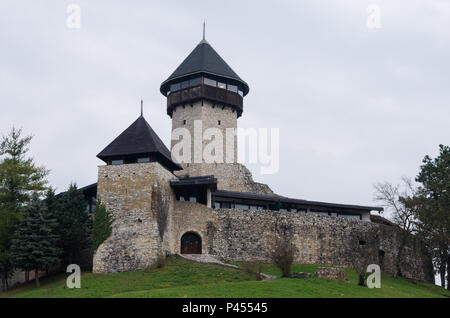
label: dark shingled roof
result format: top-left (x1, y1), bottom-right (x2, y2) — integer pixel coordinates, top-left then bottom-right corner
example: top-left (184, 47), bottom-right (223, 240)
top-left (170, 175), bottom-right (217, 191)
top-left (160, 40), bottom-right (249, 96)
top-left (213, 190), bottom-right (383, 212)
top-left (97, 115), bottom-right (182, 171)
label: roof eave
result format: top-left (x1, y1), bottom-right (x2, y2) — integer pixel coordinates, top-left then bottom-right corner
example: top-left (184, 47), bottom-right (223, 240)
top-left (160, 71), bottom-right (250, 97)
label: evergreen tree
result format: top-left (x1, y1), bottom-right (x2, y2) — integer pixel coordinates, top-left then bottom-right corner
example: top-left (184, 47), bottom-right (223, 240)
top-left (56, 183), bottom-right (91, 266)
top-left (11, 194), bottom-right (61, 288)
top-left (0, 127), bottom-right (48, 290)
top-left (43, 188), bottom-right (60, 275)
top-left (92, 198), bottom-right (113, 251)
top-left (415, 144), bottom-right (450, 289)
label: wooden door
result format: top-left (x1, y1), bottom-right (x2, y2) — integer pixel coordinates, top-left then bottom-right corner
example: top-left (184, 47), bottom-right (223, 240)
top-left (181, 233), bottom-right (202, 254)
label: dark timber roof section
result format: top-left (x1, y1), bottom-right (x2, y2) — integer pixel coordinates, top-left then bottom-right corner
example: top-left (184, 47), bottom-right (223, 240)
top-left (170, 175), bottom-right (217, 189)
top-left (97, 115), bottom-right (182, 171)
top-left (213, 190), bottom-right (383, 212)
top-left (160, 40), bottom-right (249, 96)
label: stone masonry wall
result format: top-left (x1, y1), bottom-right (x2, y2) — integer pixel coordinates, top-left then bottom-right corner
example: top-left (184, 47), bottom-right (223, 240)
top-left (93, 162), bottom-right (176, 273)
top-left (171, 101), bottom-right (274, 195)
top-left (169, 201), bottom-right (434, 282)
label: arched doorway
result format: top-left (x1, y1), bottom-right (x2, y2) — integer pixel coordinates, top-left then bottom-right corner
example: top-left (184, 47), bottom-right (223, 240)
top-left (181, 232), bottom-right (202, 254)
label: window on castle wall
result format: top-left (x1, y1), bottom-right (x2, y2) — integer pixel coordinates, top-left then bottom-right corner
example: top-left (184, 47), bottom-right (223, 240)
top-left (111, 160), bottom-right (124, 165)
top-left (179, 196), bottom-right (185, 201)
top-left (189, 196), bottom-right (197, 203)
top-left (183, 120), bottom-right (186, 125)
top-left (137, 157), bottom-right (150, 163)
top-left (216, 202), bottom-right (231, 209)
top-left (218, 120), bottom-right (221, 125)
top-left (339, 213), bottom-right (361, 220)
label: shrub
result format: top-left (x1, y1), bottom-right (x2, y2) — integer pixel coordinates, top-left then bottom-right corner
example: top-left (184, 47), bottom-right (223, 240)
top-left (271, 238), bottom-right (295, 277)
top-left (92, 198), bottom-right (113, 251)
top-left (270, 221), bottom-right (295, 277)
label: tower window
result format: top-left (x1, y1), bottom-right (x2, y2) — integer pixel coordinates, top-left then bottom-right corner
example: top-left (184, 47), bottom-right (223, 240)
top-left (183, 120), bottom-right (186, 125)
top-left (217, 82), bottom-right (226, 89)
top-left (228, 84), bottom-right (238, 93)
top-left (111, 160), bottom-right (124, 165)
top-left (204, 78), bottom-right (217, 87)
top-left (218, 120), bottom-right (221, 125)
top-left (190, 78), bottom-right (202, 86)
top-left (170, 83), bottom-right (181, 92)
top-left (181, 80), bottom-right (189, 89)
top-left (238, 90), bottom-right (244, 97)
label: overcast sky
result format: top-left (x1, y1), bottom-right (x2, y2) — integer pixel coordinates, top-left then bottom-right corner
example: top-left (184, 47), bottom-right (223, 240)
top-left (1, 1), bottom-right (449, 213)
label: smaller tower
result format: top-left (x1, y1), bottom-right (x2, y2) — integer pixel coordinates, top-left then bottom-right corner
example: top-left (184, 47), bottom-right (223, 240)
top-left (97, 113), bottom-right (181, 172)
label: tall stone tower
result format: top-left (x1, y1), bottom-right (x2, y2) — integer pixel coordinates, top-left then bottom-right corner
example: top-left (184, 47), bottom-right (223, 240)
top-left (160, 38), bottom-right (272, 194)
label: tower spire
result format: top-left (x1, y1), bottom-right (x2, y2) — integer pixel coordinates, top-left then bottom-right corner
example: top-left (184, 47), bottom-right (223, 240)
top-left (140, 99), bottom-right (143, 117)
top-left (203, 21), bottom-right (205, 41)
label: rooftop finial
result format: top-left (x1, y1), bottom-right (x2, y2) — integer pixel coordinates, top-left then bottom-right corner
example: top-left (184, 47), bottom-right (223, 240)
top-left (203, 21), bottom-right (206, 41)
top-left (140, 99), bottom-right (143, 117)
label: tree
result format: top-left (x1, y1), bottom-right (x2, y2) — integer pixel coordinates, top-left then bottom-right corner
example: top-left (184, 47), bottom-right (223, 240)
top-left (55, 183), bottom-right (91, 266)
top-left (415, 145), bottom-right (450, 290)
top-left (11, 194), bottom-right (61, 288)
top-left (92, 198), bottom-right (113, 251)
top-left (43, 188), bottom-right (60, 276)
top-left (374, 177), bottom-right (418, 277)
top-left (270, 219), bottom-right (295, 277)
top-left (0, 127), bottom-right (48, 290)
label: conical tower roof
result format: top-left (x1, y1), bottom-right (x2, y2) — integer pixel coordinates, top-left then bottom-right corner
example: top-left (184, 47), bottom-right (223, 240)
top-left (97, 115), bottom-right (181, 171)
top-left (160, 40), bottom-right (249, 96)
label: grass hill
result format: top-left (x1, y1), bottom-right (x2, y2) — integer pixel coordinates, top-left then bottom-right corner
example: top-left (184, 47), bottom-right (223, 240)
top-left (1, 257), bottom-right (449, 298)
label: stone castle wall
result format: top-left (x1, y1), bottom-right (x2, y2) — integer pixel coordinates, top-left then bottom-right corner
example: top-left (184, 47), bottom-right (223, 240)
top-left (92, 162), bottom-right (432, 283)
top-left (168, 201), bottom-right (434, 282)
top-left (171, 100), bottom-right (238, 165)
top-left (170, 101), bottom-right (273, 194)
top-left (93, 162), bottom-right (175, 273)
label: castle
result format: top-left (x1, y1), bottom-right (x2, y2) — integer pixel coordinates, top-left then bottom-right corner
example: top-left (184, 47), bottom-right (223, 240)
top-left (83, 36), bottom-right (433, 282)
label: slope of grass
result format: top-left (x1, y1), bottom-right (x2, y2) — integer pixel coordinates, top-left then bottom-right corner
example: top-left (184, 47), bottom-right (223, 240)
top-left (1, 257), bottom-right (254, 298)
top-left (1, 257), bottom-right (449, 298)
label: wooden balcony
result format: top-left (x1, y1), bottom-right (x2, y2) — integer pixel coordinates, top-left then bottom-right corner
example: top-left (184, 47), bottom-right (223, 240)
top-left (167, 84), bottom-right (243, 117)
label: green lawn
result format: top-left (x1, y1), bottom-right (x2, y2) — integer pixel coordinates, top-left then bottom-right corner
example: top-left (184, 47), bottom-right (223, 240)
top-left (1, 257), bottom-right (449, 298)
